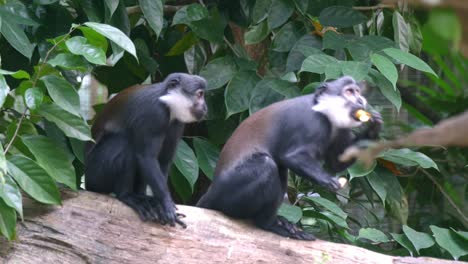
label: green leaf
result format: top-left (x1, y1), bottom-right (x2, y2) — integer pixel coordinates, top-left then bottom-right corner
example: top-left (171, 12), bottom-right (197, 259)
top-left (303, 209), bottom-right (348, 229)
top-left (392, 233), bottom-right (416, 256)
top-left (66, 36), bottom-right (106, 65)
top-left (348, 160), bottom-right (376, 180)
top-left (267, 0), bottom-right (294, 30)
top-left (249, 79), bottom-right (284, 114)
top-left (184, 43), bottom-right (207, 75)
top-left (7, 155), bottom-right (61, 205)
top-left (430, 225), bottom-right (468, 260)
top-left (358, 228), bottom-right (390, 243)
top-left (393, 11), bottom-right (410, 52)
top-left (34, 0), bottom-right (59, 5)
top-left (286, 35), bottom-right (322, 72)
top-left (0, 198), bottom-right (16, 240)
top-left (225, 71), bottom-right (260, 118)
top-left (0, 20), bottom-right (35, 59)
top-left (244, 20), bottom-right (270, 45)
top-left (0, 2), bottom-right (39, 26)
top-left (104, 0), bottom-right (119, 18)
top-left (0, 144), bottom-right (6, 182)
top-left (189, 8), bottom-right (226, 43)
top-left (174, 140), bottom-right (199, 192)
top-left (252, 0), bottom-right (271, 24)
top-left (305, 196), bottom-right (347, 219)
top-left (139, 0), bottom-right (164, 37)
top-left (0, 74), bottom-right (11, 108)
top-left (169, 168), bottom-right (192, 203)
top-left (41, 75), bottom-right (81, 116)
top-left (83, 22), bottom-right (138, 61)
top-left (323, 31), bottom-right (347, 51)
top-left (367, 69), bottom-right (401, 110)
top-left (193, 138), bottom-right (219, 180)
top-left (172, 3), bottom-right (209, 25)
top-left (24, 88), bottom-right (44, 110)
top-left (277, 203), bottom-right (302, 224)
top-left (166, 32), bottom-right (198, 56)
top-left (0, 69), bottom-right (30, 79)
top-left (79, 26), bottom-right (108, 53)
top-left (199, 56), bottom-right (237, 90)
top-left (70, 138), bottom-right (85, 164)
top-left (37, 103), bottom-right (92, 141)
top-left (272, 22), bottom-right (304, 52)
top-left (371, 53), bottom-right (398, 89)
top-left (379, 148), bottom-right (439, 170)
top-left (453, 229), bottom-right (468, 241)
top-left (48, 53), bottom-right (90, 72)
top-left (366, 172), bottom-right (387, 205)
top-left (22, 135), bottom-right (77, 190)
top-left (383, 48), bottom-right (436, 76)
top-left (0, 174), bottom-right (23, 219)
top-left (319, 6), bottom-right (366, 28)
top-left (300, 53), bottom-right (337, 74)
top-left (340, 61), bottom-right (370, 81)
top-left (402, 225), bottom-right (435, 254)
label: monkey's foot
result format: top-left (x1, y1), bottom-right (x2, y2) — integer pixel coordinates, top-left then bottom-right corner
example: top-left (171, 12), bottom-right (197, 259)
top-left (147, 198), bottom-right (187, 228)
top-left (267, 216), bottom-right (315, 241)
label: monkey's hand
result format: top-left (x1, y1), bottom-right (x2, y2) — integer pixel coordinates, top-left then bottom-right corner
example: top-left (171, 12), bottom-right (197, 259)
top-left (363, 111), bottom-right (383, 140)
top-left (151, 198), bottom-right (187, 228)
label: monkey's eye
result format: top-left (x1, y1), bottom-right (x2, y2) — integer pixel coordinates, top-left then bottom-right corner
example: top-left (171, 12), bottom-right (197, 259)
top-left (196, 90), bottom-right (204, 99)
top-left (345, 88), bottom-right (355, 96)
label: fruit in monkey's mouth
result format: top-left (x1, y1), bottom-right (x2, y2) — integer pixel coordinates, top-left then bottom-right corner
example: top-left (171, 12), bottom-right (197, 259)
top-left (355, 109), bottom-right (371, 122)
top-left (338, 177), bottom-right (348, 188)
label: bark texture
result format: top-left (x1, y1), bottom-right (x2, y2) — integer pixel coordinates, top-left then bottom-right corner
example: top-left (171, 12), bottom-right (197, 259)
top-left (0, 190), bottom-right (462, 264)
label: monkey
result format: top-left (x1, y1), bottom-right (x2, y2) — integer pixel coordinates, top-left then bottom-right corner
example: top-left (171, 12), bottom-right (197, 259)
top-left (85, 73), bottom-right (207, 227)
top-left (197, 76), bottom-right (382, 240)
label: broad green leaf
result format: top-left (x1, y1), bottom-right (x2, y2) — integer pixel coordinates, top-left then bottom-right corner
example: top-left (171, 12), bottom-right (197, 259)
top-left (0, 20), bottom-right (35, 59)
top-left (286, 35), bottom-right (322, 72)
top-left (303, 209), bottom-right (348, 229)
top-left (408, 17), bottom-right (423, 54)
top-left (37, 103), bottom-right (92, 141)
top-left (280, 72), bottom-right (297, 83)
top-left (193, 138), bottom-right (219, 180)
top-left (267, 0), bottom-right (294, 30)
top-left (184, 43), bottom-right (207, 75)
top-left (22, 135), bottom-right (77, 190)
top-left (431, 225), bottom-right (468, 260)
top-left (189, 8), bottom-right (226, 43)
top-left (277, 203), bottom-right (302, 224)
top-left (5, 120), bottom-right (37, 159)
top-left (403, 225), bottom-right (435, 254)
top-left (249, 79), bottom-right (284, 114)
top-left (383, 48), bottom-right (436, 76)
top-left (305, 196), bottom-right (347, 219)
top-left (0, 2), bottom-right (39, 26)
top-left (324, 64), bottom-right (342, 80)
top-left (0, 144), bottom-right (6, 182)
top-left (392, 233), bottom-right (416, 256)
top-left (139, 0), bottom-right (164, 37)
top-left (372, 167), bottom-right (407, 224)
top-left (166, 32), bottom-right (198, 56)
top-left (174, 140), bottom-right (199, 192)
top-left (379, 148), bottom-right (438, 170)
top-left (66, 36), bottom-right (106, 65)
top-left (422, 9), bottom-right (461, 55)
top-left (340, 61), bottom-right (370, 81)
top-left (366, 172), bottom-right (387, 205)
top-left (393, 11), bottom-right (410, 52)
top-left (33, 0), bottom-right (59, 5)
top-left (0, 174), bottom-right (23, 218)
top-left (0, 74), bottom-right (10, 108)
top-left (83, 22), bottom-right (138, 61)
top-left (79, 27), bottom-right (108, 53)
top-left (264, 79), bottom-right (300, 98)
top-left (271, 22), bottom-right (304, 52)
top-left (453, 229), bottom-right (468, 241)
top-left (348, 160), bottom-right (376, 180)
top-left (104, 0), bottom-right (119, 18)
top-left (323, 31), bottom-right (347, 50)
top-left (252, 0), bottom-right (271, 23)
top-left (358, 228), bottom-right (390, 243)
top-left (319, 6), bottom-right (366, 28)
top-left (371, 53), bottom-right (398, 89)
top-left (0, 69), bottom-right (30, 79)
top-left (24, 88), bottom-right (44, 110)
top-left (41, 75), bottom-right (81, 116)
top-left (7, 155), bottom-right (61, 205)
top-left (70, 138), bottom-right (85, 164)
top-left (367, 69), bottom-right (401, 110)
top-left (300, 53), bottom-right (337, 74)
top-left (199, 56), bottom-right (237, 90)
top-left (244, 20), bottom-right (270, 45)
top-left (0, 198), bottom-right (16, 240)
top-left (346, 35), bottom-right (396, 60)
top-left (169, 168), bottom-right (192, 203)
top-left (172, 3), bottom-right (209, 25)
top-left (48, 53), bottom-right (89, 72)
top-left (225, 71), bottom-right (260, 118)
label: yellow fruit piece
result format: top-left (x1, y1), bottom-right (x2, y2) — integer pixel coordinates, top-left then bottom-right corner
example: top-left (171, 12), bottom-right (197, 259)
top-left (338, 177), bottom-right (348, 188)
top-left (355, 109), bottom-right (371, 122)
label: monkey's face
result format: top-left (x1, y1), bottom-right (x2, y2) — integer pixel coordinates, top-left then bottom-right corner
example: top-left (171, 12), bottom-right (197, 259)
top-left (160, 73), bottom-right (208, 123)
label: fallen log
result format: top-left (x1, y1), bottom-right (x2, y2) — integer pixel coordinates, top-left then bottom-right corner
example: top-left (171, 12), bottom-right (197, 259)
top-left (0, 190), bottom-right (461, 264)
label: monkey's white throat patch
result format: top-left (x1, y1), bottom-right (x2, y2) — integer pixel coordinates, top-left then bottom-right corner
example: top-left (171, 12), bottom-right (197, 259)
top-left (312, 95), bottom-right (361, 128)
top-left (159, 91), bottom-right (197, 123)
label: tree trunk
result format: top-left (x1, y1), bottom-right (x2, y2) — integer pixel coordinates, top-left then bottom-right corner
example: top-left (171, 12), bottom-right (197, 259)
top-left (0, 190), bottom-right (462, 264)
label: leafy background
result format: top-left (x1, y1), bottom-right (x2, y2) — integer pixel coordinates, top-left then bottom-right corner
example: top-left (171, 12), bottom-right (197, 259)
top-left (0, 0), bottom-right (467, 260)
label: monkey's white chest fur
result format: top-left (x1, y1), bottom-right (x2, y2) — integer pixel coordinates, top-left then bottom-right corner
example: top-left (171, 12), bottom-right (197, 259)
top-left (159, 91), bottom-right (197, 123)
top-left (312, 94), bottom-right (362, 129)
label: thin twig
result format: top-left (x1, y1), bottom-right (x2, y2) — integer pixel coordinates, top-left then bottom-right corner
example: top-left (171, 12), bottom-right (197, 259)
top-left (3, 26), bottom-right (78, 155)
top-left (421, 169), bottom-right (468, 223)
top-left (353, 4), bottom-right (395, 11)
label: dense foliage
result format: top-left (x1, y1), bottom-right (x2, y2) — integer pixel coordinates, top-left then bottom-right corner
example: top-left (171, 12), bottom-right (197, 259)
top-left (0, 0), bottom-right (466, 260)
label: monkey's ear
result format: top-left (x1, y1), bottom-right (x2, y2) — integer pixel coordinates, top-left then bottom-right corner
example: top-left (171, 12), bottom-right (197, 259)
top-left (357, 80), bottom-right (368, 93)
top-left (167, 76), bottom-right (181, 89)
top-left (313, 83), bottom-right (328, 104)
